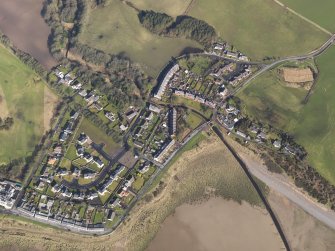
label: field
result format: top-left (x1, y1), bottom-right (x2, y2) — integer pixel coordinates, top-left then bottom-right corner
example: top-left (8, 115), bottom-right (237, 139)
top-left (79, 0), bottom-right (201, 77)
top-left (188, 0), bottom-right (329, 60)
top-left (238, 46), bottom-right (335, 185)
top-left (280, 0), bottom-right (335, 32)
top-left (238, 69), bottom-right (308, 131)
top-left (128, 0), bottom-right (191, 16)
top-left (0, 45), bottom-right (57, 165)
top-left (78, 118), bottom-right (121, 156)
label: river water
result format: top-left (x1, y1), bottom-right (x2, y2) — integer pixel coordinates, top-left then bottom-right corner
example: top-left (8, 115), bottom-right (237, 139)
top-left (0, 0), bottom-right (57, 69)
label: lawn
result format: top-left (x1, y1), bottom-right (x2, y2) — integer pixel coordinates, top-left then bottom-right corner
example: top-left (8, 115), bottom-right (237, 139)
top-left (78, 118), bottom-right (121, 156)
top-left (280, 0), bottom-right (335, 32)
top-left (0, 45), bottom-right (50, 165)
top-left (173, 95), bottom-right (213, 119)
top-left (78, 0), bottom-right (201, 77)
top-left (64, 144), bottom-right (78, 161)
top-left (188, 0), bottom-right (329, 60)
top-left (238, 46), bottom-right (335, 185)
top-left (186, 112), bottom-right (204, 130)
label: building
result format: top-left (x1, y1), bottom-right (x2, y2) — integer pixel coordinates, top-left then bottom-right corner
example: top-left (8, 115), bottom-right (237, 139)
top-left (149, 104), bottom-right (161, 114)
top-left (273, 140), bottom-right (282, 148)
top-left (120, 124), bottom-right (128, 131)
top-left (138, 162), bottom-right (150, 174)
top-left (126, 111), bottom-right (137, 122)
top-left (76, 145), bottom-right (84, 157)
top-left (59, 131), bottom-right (69, 142)
top-left (0, 180), bottom-right (21, 209)
top-left (154, 64), bottom-right (180, 100)
top-left (78, 133), bottom-right (88, 145)
top-left (79, 89), bottom-right (87, 97)
top-left (83, 153), bottom-right (93, 163)
top-left (236, 131), bottom-right (247, 138)
top-left (93, 157), bottom-right (104, 168)
top-left (154, 139), bottom-right (176, 163)
top-left (169, 108), bottom-right (177, 136)
top-left (105, 112), bottom-right (116, 122)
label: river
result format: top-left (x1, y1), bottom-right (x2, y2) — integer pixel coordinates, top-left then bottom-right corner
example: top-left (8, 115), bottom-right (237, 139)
top-left (0, 0), bottom-right (57, 69)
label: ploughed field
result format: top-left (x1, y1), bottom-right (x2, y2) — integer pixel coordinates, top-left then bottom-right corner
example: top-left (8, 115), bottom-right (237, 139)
top-left (238, 46), bottom-right (335, 185)
top-left (0, 45), bottom-right (57, 166)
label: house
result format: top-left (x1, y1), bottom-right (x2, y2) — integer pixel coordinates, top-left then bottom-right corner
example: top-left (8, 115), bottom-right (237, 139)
top-left (168, 108), bottom-right (177, 136)
top-left (174, 89), bottom-right (185, 96)
top-left (124, 175), bottom-right (135, 187)
top-left (53, 146), bottom-right (62, 155)
top-left (257, 132), bottom-right (267, 140)
top-left (78, 89), bottom-right (87, 97)
top-left (64, 73), bottom-right (74, 85)
top-left (273, 140), bottom-right (282, 148)
top-left (119, 124), bottom-right (128, 131)
top-left (105, 112), bottom-right (115, 122)
top-left (113, 165), bottom-right (125, 176)
top-left (154, 64), bottom-right (180, 99)
top-left (149, 104), bottom-right (161, 114)
top-left (76, 145), bottom-right (84, 157)
top-left (117, 188), bottom-right (129, 198)
top-left (93, 157), bottom-right (104, 168)
top-left (226, 51), bottom-right (239, 59)
top-left (73, 192), bottom-right (85, 201)
top-left (77, 133), bottom-right (88, 145)
top-left (145, 112), bottom-right (154, 121)
top-left (87, 192), bottom-right (98, 200)
top-left (56, 169), bottom-right (68, 176)
top-left (106, 210), bottom-right (116, 221)
top-left (83, 153), bottom-right (93, 162)
top-left (236, 131), bottom-right (247, 138)
top-left (154, 139), bottom-right (176, 163)
top-left (54, 69), bottom-right (64, 79)
top-left (47, 157), bottom-right (58, 166)
top-left (70, 111), bottom-right (79, 120)
top-left (83, 172), bottom-right (96, 179)
top-left (59, 131), bottom-right (69, 142)
top-left (138, 162), bottom-right (150, 174)
top-left (93, 102), bottom-right (103, 111)
top-left (64, 121), bottom-right (74, 134)
top-left (61, 188), bottom-right (72, 198)
top-left (126, 111), bottom-right (137, 121)
top-left (110, 197), bottom-right (120, 208)
top-left (71, 82), bottom-right (82, 90)
top-left (134, 141), bottom-right (144, 149)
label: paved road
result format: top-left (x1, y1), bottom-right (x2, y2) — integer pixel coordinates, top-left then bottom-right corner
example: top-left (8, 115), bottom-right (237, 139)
top-left (231, 34), bottom-right (335, 95)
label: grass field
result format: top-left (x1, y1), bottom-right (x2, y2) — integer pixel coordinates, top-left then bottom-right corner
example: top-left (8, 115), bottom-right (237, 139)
top-left (238, 69), bottom-right (308, 131)
top-left (280, 0), bottom-right (335, 32)
top-left (188, 0), bottom-right (329, 60)
top-left (78, 118), bottom-right (121, 155)
top-left (0, 45), bottom-right (55, 164)
top-left (79, 0), bottom-right (201, 77)
top-left (129, 0), bottom-right (191, 16)
top-left (239, 46), bottom-right (335, 185)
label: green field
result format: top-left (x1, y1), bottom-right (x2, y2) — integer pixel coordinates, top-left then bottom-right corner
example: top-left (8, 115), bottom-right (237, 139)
top-left (0, 45), bottom-right (45, 164)
top-left (78, 118), bottom-right (121, 155)
top-left (239, 46), bottom-right (335, 185)
top-left (129, 0), bottom-right (191, 16)
top-left (188, 0), bottom-right (329, 60)
top-left (79, 0), bottom-right (201, 77)
top-left (280, 0), bottom-right (335, 32)
top-left (238, 69), bottom-right (308, 131)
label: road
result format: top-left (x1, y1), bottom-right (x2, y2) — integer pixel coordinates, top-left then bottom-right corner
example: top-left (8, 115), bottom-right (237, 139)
top-left (231, 34), bottom-right (335, 95)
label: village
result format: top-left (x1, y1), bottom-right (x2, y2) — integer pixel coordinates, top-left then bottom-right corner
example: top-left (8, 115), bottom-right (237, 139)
top-left (0, 51), bottom-right (304, 233)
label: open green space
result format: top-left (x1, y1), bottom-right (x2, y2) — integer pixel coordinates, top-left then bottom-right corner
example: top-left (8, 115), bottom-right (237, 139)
top-left (188, 0), bottom-right (329, 60)
top-left (78, 118), bottom-right (121, 155)
top-left (238, 69), bottom-right (308, 131)
top-left (129, 0), bottom-right (191, 17)
top-left (0, 45), bottom-right (45, 164)
top-left (173, 95), bottom-right (212, 119)
top-left (238, 46), bottom-right (335, 185)
top-left (280, 0), bottom-right (335, 32)
top-left (79, 0), bottom-right (201, 77)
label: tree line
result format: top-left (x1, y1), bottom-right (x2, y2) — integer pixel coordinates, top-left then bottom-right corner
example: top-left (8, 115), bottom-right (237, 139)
top-left (138, 10), bottom-right (217, 47)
